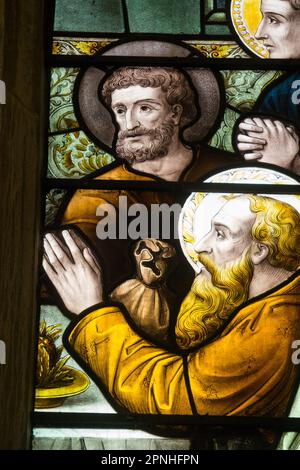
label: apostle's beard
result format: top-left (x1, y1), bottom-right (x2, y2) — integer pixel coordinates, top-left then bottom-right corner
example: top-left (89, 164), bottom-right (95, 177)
top-left (116, 121), bottom-right (175, 164)
top-left (175, 248), bottom-right (254, 350)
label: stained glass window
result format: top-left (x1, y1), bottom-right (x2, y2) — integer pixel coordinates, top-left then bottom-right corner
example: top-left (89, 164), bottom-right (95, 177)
top-left (54, 0), bottom-right (125, 33)
top-left (205, 0), bottom-right (229, 34)
top-left (33, 0), bottom-right (300, 452)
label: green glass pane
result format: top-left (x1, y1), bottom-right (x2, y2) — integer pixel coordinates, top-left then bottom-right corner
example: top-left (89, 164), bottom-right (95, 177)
top-left (205, 0), bottom-right (214, 14)
top-left (206, 24), bottom-right (230, 34)
top-left (205, 0), bottom-right (226, 14)
top-left (209, 107), bottom-right (240, 153)
top-left (221, 70), bottom-right (283, 113)
top-left (54, 0), bottom-right (125, 33)
top-left (126, 0), bottom-right (201, 34)
top-left (45, 189), bottom-right (67, 226)
top-left (217, 0), bottom-right (226, 8)
top-left (48, 131), bottom-right (114, 179)
top-left (50, 68), bottom-right (80, 133)
top-left (207, 12), bottom-right (227, 23)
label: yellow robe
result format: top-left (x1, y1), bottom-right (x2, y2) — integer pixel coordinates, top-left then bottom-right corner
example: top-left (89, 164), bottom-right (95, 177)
top-left (68, 274), bottom-right (300, 416)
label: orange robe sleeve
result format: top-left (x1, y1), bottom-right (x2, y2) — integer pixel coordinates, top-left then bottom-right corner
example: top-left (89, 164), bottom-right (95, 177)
top-left (61, 189), bottom-right (122, 246)
top-left (68, 306), bottom-right (193, 414)
top-left (60, 164), bottom-right (155, 245)
top-left (67, 279), bottom-right (300, 416)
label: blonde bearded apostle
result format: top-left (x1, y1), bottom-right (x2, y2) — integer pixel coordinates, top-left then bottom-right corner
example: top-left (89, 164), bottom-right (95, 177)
top-left (43, 195), bottom-right (300, 418)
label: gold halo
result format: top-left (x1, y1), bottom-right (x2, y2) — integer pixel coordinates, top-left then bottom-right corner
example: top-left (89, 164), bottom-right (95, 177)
top-left (231, 0), bottom-right (269, 58)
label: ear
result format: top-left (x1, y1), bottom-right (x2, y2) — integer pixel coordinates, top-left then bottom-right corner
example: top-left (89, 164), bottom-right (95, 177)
top-left (250, 242), bottom-right (269, 265)
top-left (170, 104), bottom-right (183, 126)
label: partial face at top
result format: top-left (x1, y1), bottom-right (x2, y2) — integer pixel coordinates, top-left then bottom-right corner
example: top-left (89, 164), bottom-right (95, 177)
top-left (255, 0), bottom-right (300, 58)
top-left (194, 198), bottom-right (256, 269)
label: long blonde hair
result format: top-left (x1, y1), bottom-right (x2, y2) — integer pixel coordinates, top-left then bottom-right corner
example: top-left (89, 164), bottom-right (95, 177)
top-left (248, 195), bottom-right (300, 271)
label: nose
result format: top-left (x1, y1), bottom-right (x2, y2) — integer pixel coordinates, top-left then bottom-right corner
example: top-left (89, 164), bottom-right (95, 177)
top-left (194, 231), bottom-right (212, 255)
top-left (125, 108), bottom-right (140, 131)
top-left (255, 19), bottom-right (268, 40)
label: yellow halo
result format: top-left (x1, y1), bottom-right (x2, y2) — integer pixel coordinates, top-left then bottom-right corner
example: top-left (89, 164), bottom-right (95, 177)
top-left (231, 0), bottom-right (269, 58)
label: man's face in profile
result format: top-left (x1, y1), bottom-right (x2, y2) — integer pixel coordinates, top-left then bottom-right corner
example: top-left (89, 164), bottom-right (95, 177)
top-left (255, 0), bottom-right (300, 58)
top-left (194, 197), bottom-right (255, 275)
top-left (176, 198), bottom-right (256, 349)
top-left (193, 198), bottom-right (257, 318)
top-left (111, 85), bottom-right (177, 163)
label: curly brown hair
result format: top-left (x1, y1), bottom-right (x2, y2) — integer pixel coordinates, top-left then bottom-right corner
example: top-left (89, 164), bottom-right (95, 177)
top-left (101, 67), bottom-right (198, 129)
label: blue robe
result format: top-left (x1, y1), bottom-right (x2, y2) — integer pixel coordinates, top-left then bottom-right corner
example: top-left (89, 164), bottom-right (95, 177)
top-left (258, 72), bottom-right (300, 129)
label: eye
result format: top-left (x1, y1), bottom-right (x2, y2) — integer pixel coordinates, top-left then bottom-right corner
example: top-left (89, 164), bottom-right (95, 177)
top-left (115, 107), bottom-right (126, 116)
top-left (267, 15), bottom-right (279, 25)
top-left (140, 105), bottom-right (152, 113)
top-left (215, 229), bottom-right (225, 240)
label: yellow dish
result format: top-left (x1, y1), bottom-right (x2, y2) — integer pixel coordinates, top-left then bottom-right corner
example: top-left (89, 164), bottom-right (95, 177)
top-left (35, 366), bottom-right (90, 409)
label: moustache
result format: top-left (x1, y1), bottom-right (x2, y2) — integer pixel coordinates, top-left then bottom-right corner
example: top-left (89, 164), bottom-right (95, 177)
top-left (197, 253), bottom-right (217, 275)
top-left (118, 127), bottom-right (156, 140)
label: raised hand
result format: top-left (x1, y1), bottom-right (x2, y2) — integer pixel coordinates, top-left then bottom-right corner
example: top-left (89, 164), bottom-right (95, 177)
top-left (43, 230), bottom-right (103, 315)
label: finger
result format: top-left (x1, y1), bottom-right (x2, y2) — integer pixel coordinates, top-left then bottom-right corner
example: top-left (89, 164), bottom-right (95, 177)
top-left (252, 117), bottom-right (266, 129)
top-left (287, 125), bottom-right (299, 137)
top-left (238, 143), bottom-right (264, 152)
top-left (274, 120), bottom-right (287, 133)
top-left (263, 119), bottom-right (276, 132)
top-left (243, 153), bottom-right (263, 161)
top-left (238, 122), bottom-right (264, 133)
top-left (237, 134), bottom-right (266, 145)
top-left (83, 247), bottom-right (101, 274)
top-left (62, 229), bottom-right (84, 262)
top-left (287, 126), bottom-right (300, 144)
top-left (45, 233), bottom-right (70, 267)
top-left (42, 254), bottom-right (58, 281)
top-left (68, 230), bottom-right (86, 250)
top-left (286, 126), bottom-right (296, 136)
top-left (51, 232), bottom-right (72, 258)
top-left (44, 237), bottom-right (64, 272)
top-left (243, 117), bottom-right (256, 125)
